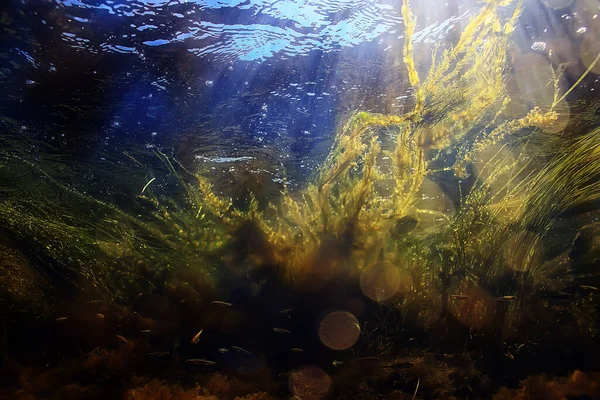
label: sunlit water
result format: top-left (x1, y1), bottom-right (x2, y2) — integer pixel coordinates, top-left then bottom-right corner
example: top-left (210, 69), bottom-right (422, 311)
top-left (6, 0), bottom-right (596, 187)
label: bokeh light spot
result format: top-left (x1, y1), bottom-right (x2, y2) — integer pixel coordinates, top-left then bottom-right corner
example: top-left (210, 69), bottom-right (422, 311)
top-left (542, 0), bottom-right (575, 9)
top-left (318, 311), bottom-right (360, 351)
top-left (288, 366), bottom-right (331, 400)
top-left (512, 53), bottom-right (556, 108)
top-left (580, 34), bottom-right (600, 75)
top-left (360, 262), bottom-right (401, 302)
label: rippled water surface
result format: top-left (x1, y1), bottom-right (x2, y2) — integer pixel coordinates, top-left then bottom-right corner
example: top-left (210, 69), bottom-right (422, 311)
top-left (3, 0), bottom-right (491, 192)
top-left (1, 0), bottom-right (523, 186)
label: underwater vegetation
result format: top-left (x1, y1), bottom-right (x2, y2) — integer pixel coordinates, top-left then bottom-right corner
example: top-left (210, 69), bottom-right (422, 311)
top-left (493, 370), bottom-right (600, 400)
top-left (1, 0), bottom-right (600, 398)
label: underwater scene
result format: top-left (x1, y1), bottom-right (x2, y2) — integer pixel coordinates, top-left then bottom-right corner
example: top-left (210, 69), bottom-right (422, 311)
top-left (2, 0), bottom-right (600, 398)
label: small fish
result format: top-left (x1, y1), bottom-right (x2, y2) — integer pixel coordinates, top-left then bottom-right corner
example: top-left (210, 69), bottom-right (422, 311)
top-left (451, 294), bottom-right (470, 300)
top-left (190, 329), bottom-right (203, 344)
top-left (231, 346), bottom-right (251, 355)
top-left (56, 317), bottom-right (67, 322)
top-left (212, 301), bottom-right (233, 307)
top-left (185, 358), bottom-right (216, 366)
top-left (140, 329), bottom-right (152, 334)
top-left (116, 335), bottom-right (128, 344)
top-left (278, 308), bottom-right (294, 314)
top-left (218, 348), bottom-right (229, 354)
top-left (332, 360), bottom-right (343, 367)
top-left (291, 348), bottom-right (304, 353)
top-left (96, 313), bottom-right (105, 319)
top-left (273, 328), bottom-right (291, 334)
top-left (147, 351), bottom-right (170, 357)
top-left (496, 295), bottom-right (517, 301)
top-left (580, 285), bottom-right (599, 291)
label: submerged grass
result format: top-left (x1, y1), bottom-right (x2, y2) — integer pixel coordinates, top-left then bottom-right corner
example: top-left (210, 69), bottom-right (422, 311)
top-left (1, 0), bottom-right (600, 396)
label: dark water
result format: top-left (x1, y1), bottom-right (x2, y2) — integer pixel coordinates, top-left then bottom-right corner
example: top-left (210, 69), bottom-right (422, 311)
top-left (2, 0), bottom-right (600, 399)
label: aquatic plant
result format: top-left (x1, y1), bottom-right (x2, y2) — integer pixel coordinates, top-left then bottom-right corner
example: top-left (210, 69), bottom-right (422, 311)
top-left (156, 0), bottom-right (600, 362)
top-left (0, 132), bottom-right (223, 305)
top-left (493, 370), bottom-right (600, 400)
top-left (1, 0), bottom-right (599, 380)
top-left (186, 0), bottom-right (599, 306)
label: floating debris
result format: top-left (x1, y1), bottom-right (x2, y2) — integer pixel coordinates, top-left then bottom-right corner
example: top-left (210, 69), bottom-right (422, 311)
top-left (185, 358), bottom-right (216, 366)
top-left (273, 328), bottom-right (291, 334)
top-left (231, 345), bottom-right (251, 355)
top-left (116, 335), bottom-right (128, 344)
top-left (332, 360), bottom-right (343, 367)
top-left (190, 329), bottom-right (203, 344)
top-left (140, 177), bottom-right (156, 194)
top-left (212, 301), bottom-right (233, 307)
top-left (412, 377), bottom-right (420, 400)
